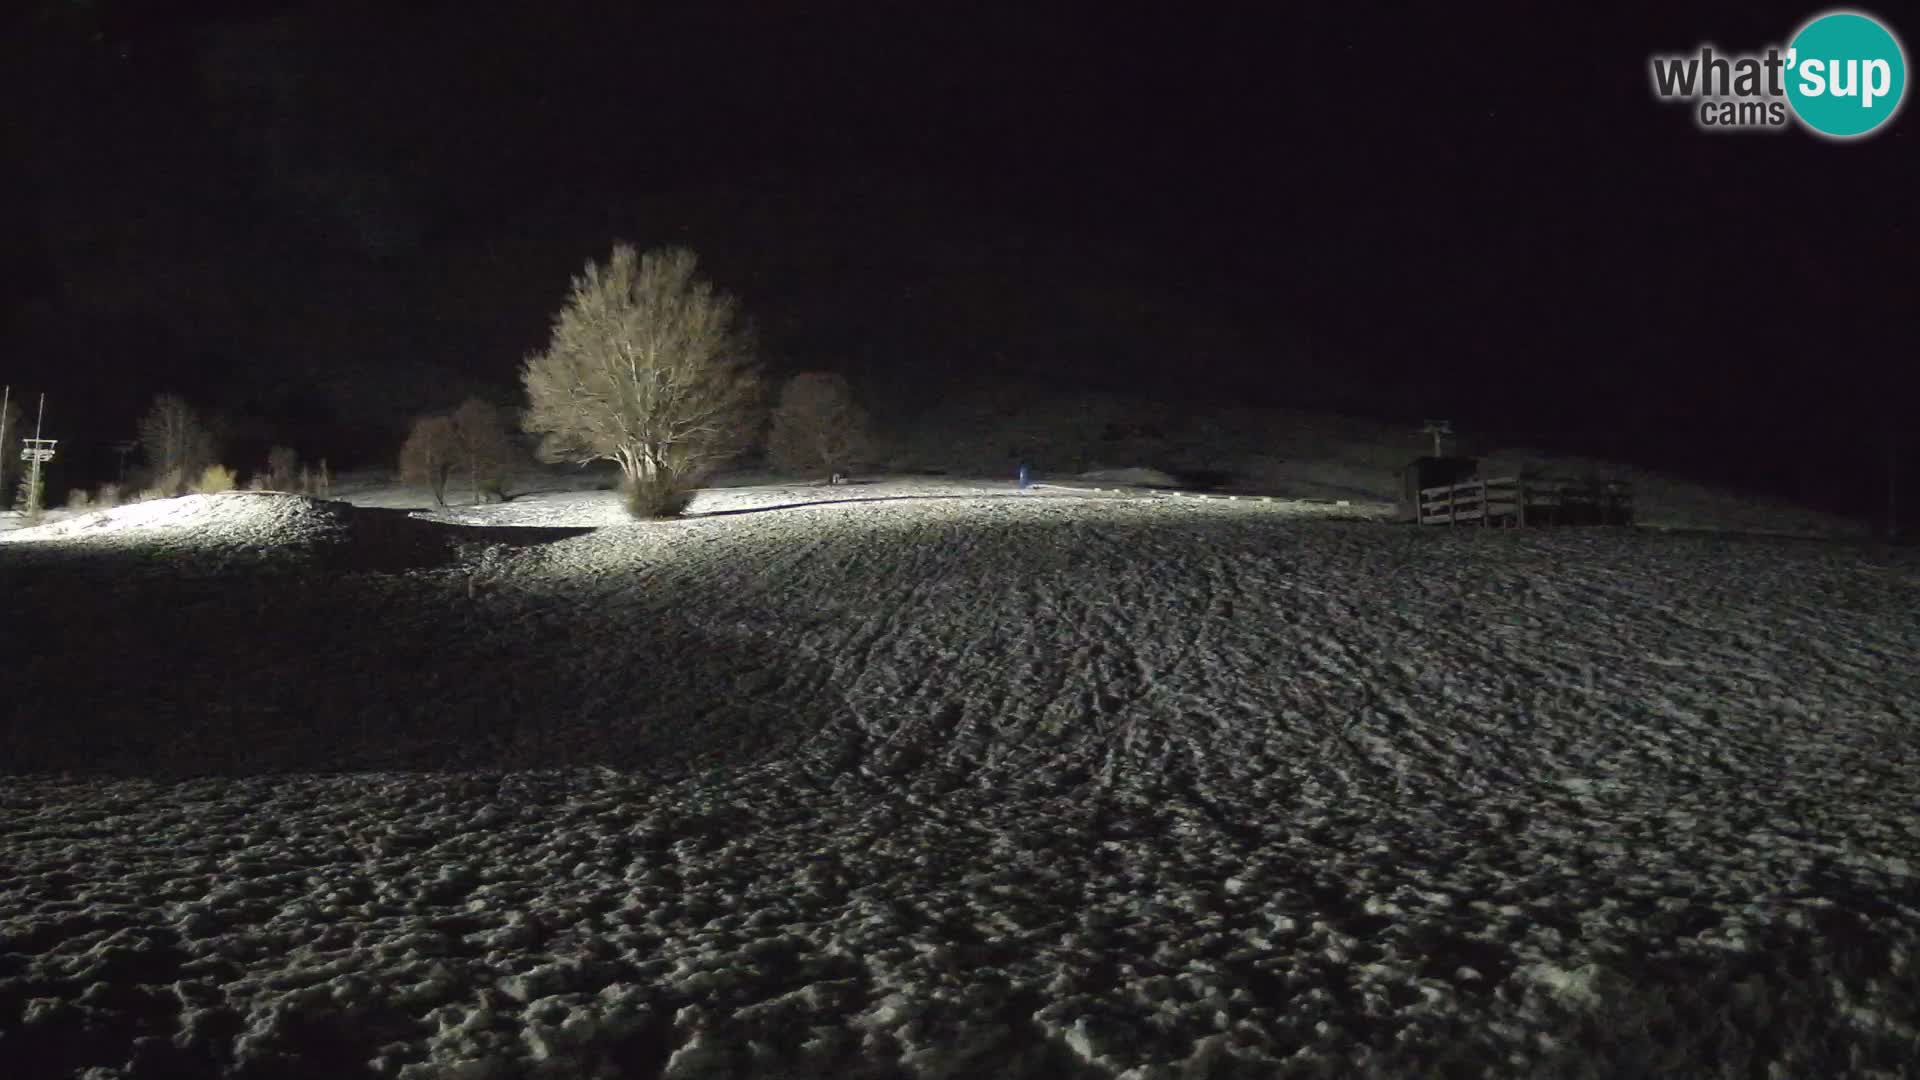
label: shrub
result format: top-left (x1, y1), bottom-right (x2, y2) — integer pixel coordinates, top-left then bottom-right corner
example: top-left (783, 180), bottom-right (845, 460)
top-left (66, 489), bottom-right (93, 511)
top-left (520, 244), bottom-right (760, 517)
top-left (191, 464), bottom-right (237, 494)
top-left (622, 471), bottom-right (693, 518)
top-left (132, 470), bottom-right (180, 502)
top-left (94, 482), bottom-right (121, 508)
top-left (136, 466), bottom-right (186, 500)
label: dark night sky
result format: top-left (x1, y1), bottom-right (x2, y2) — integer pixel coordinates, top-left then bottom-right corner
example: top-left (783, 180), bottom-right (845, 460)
top-left (2, 0), bottom-right (1912, 512)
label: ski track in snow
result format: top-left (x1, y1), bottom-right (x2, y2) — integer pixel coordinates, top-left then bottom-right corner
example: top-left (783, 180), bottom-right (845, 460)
top-left (2, 485), bottom-right (1918, 1078)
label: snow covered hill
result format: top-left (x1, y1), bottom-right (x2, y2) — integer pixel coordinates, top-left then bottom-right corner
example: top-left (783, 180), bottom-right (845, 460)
top-left (2, 486), bottom-right (1916, 1078)
top-left (873, 381), bottom-right (1877, 541)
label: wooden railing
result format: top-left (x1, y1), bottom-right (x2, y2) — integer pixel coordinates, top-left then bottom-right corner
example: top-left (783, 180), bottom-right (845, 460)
top-left (1418, 474), bottom-right (1633, 527)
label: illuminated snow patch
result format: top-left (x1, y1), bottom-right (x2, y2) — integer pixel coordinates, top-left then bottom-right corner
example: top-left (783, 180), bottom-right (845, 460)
top-left (2, 473), bottom-right (1915, 1078)
top-left (0, 492), bottom-right (353, 547)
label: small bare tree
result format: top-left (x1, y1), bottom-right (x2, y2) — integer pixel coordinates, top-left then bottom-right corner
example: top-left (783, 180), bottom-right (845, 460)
top-left (449, 398), bottom-right (518, 504)
top-left (0, 397), bottom-right (19, 509)
top-left (768, 372), bottom-right (872, 482)
top-left (399, 414), bottom-right (457, 507)
top-left (265, 445), bottom-right (299, 490)
top-left (137, 394), bottom-right (215, 495)
top-left (521, 244), bottom-right (761, 516)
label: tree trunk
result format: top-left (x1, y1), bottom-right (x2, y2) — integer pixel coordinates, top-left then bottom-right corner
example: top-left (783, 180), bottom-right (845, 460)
top-left (615, 447), bottom-right (643, 490)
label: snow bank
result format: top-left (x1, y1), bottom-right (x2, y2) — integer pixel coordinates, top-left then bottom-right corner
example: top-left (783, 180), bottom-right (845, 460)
top-left (0, 492), bottom-right (478, 577)
top-left (3, 492), bottom-right (353, 546)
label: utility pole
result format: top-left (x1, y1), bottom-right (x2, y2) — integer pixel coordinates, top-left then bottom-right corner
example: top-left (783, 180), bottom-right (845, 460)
top-left (1421, 419), bottom-right (1453, 458)
top-left (21, 394), bottom-right (56, 516)
top-left (29, 393), bottom-right (44, 513)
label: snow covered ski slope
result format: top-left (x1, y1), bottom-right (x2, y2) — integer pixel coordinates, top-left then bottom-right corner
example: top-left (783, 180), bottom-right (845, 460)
top-left (3, 487), bottom-right (1917, 1077)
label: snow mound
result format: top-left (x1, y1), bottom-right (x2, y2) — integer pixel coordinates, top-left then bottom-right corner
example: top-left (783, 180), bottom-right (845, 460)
top-left (4, 492), bottom-right (352, 545)
top-left (0, 492), bottom-right (464, 574)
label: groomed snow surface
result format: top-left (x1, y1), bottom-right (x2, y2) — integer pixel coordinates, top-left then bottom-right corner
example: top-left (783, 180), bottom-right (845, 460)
top-left (3, 479), bottom-right (1918, 1078)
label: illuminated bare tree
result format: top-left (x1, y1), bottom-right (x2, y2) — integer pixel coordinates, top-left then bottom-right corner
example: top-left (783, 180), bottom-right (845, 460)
top-left (520, 244), bottom-right (760, 516)
top-left (768, 372), bottom-right (872, 482)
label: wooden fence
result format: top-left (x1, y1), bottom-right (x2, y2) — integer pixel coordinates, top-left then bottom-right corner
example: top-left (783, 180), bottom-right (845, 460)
top-left (1418, 474), bottom-right (1634, 527)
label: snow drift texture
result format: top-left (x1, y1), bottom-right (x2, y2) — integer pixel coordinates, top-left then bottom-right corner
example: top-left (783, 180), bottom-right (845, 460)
top-left (2, 486), bottom-right (1917, 1078)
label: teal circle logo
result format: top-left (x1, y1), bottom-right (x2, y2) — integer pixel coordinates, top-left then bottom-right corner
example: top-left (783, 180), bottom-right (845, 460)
top-left (1786, 11), bottom-right (1907, 138)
